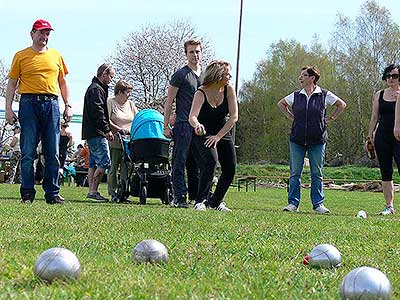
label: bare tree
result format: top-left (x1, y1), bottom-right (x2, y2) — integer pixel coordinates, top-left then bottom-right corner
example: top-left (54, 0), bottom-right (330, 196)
top-left (108, 20), bottom-right (215, 111)
top-left (0, 58), bottom-right (8, 98)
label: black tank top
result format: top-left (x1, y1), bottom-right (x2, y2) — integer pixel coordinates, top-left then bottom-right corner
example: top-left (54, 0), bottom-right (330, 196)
top-left (197, 86), bottom-right (231, 139)
top-left (377, 90), bottom-right (396, 132)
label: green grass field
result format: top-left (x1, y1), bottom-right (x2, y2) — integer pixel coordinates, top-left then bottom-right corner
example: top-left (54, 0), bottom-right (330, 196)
top-left (1, 183), bottom-right (399, 299)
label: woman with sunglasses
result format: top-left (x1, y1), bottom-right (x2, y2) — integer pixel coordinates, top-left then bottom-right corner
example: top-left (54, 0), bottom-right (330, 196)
top-left (369, 64), bottom-right (400, 215)
top-left (278, 66), bottom-right (346, 214)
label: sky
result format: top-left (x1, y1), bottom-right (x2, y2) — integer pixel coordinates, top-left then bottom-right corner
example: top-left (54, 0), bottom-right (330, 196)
top-left (1, 0), bottom-right (399, 144)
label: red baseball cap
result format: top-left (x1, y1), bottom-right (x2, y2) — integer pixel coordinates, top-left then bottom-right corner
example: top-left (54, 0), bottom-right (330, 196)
top-left (32, 19), bottom-right (53, 31)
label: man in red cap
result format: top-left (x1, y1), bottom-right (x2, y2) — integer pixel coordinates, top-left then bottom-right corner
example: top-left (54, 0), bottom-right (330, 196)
top-left (5, 19), bottom-right (72, 205)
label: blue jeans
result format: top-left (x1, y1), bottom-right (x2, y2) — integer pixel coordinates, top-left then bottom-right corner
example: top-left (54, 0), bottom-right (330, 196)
top-left (288, 142), bottom-right (325, 209)
top-left (172, 122), bottom-right (199, 199)
top-left (19, 94), bottom-right (60, 201)
top-left (87, 136), bottom-right (110, 169)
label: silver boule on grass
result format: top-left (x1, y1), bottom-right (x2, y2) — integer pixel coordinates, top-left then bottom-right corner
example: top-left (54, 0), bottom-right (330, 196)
top-left (340, 266), bottom-right (391, 300)
top-left (34, 247), bottom-right (81, 282)
top-left (356, 210), bottom-right (367, 219)
top-left (132, 239), bottom-right (168, 264)
top-left (308, 244), bottom-right (342, 269)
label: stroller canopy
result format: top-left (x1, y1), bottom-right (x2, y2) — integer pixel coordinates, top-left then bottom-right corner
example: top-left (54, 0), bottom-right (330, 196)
top-left (130, 109), bottom-right (169, 141)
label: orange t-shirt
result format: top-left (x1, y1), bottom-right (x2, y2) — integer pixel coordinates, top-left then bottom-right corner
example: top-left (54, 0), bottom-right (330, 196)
top-left (8, 47), bottom-right (68, 96)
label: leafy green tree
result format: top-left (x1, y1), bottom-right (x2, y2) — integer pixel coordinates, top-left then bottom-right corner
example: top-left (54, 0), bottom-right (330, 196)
top-left (329, 0), bottom-right (400, 161)
top-left (238, 39), bottom-right (338, 163)
top-left (237, 0), bottom-right (400, 164)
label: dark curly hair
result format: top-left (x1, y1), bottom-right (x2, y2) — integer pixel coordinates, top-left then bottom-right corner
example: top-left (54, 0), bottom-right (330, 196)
top-left (382, 64), bottom-right (400, 81)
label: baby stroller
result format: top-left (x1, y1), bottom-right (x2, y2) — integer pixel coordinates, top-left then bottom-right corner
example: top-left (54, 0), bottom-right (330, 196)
top-left (117, 109), bottom-right (173, 205)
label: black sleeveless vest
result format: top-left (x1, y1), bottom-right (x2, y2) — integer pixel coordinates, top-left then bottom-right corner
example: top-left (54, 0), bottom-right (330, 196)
top-left (290, 89), bottom-right (328, 145)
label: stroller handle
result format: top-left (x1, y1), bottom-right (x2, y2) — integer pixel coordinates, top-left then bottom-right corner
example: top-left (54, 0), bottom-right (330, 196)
top-left (117, 132), bottom-right (132, 163)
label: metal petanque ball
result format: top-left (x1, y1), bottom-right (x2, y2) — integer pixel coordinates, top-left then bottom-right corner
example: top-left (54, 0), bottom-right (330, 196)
top-left (34, 247), bottom-right (81, 282)
top-left (132, 239), bottom-right (168, 264)
top-left (308, 244), bottom-right (342, 269)
top-left (340, 266), bottom-right (391, 300)
top-left (356, 210), bottom-right (367, 219)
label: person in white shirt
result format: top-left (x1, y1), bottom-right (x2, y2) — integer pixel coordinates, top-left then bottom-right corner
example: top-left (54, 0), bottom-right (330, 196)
top-left (278, 65), bottom-right (346, 214)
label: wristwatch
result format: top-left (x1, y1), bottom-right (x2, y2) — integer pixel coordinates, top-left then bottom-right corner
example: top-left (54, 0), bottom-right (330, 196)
top-left (65, 103), bottom-right (72, 108)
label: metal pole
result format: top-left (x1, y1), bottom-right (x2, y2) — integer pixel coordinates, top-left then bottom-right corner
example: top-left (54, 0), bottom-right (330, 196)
top-left (232, 0), bottom-right (243, 144)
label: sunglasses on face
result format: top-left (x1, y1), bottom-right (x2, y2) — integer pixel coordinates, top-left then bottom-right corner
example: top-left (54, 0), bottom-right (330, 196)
top-left (386, 74), bottom-right (399, 80)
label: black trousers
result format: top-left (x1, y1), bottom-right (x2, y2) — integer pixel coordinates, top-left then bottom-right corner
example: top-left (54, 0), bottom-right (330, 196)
top-left (192, 136), bottom-right (236, 207)
top-left (374, 129), bottom-right (400, 181)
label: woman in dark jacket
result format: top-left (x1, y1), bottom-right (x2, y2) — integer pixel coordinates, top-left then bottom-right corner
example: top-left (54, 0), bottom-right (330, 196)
top-left (278, 66), bottom-right (346, 214)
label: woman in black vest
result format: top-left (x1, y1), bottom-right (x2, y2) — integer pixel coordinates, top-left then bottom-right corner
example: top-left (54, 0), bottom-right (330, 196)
top-left (189, 60), bottom-right (238, 212)
top-left (278, 66), bottom-right (346, 214)
top-left (369, 64), bottom-right (400, 215)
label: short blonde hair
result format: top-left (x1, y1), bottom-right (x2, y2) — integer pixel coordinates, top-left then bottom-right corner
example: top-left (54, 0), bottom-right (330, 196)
top-left (202, 60), bottom-right (231, 86)
top-left (114, 80), bottom-right (133, 96)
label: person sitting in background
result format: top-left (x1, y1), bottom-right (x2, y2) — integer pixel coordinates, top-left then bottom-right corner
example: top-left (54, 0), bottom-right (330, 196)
top-left (6, 125), bottom-right (21, 184)
top-left (189, 60), bottom-right (238, 212)
top-left (370, 64), bottom-right (400, 215)
top-left (59, 121), bottom-right (73, 170)
top-left (75, 141), bottom-right (89, 187)
top-left (107, 79), bottom-right (138, 202)
top-left (72, 144), bottom-right (84, 165)
top-left (278, 65), bottom-right (346, 214)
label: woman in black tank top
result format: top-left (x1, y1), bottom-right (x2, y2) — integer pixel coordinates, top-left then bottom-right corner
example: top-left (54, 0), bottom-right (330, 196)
top-left (188, 60), bottom-right (239, 211)
top-left (367, 63), bottom-right (400, 216)
top-left (59, 122), bottom-right (73, 169)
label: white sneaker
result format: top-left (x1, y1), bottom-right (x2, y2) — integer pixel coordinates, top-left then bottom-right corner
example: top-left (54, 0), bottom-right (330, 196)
top-left (214, 202), bottom-right (232, 212)
top-left (283, 204), bottom-right (299, 212)
top-left (379, 206), bottom-right (395, 216)
top-left (194, 202), bottom-right (207, 211)
top-left (313, 204), bottom-right (330, 214)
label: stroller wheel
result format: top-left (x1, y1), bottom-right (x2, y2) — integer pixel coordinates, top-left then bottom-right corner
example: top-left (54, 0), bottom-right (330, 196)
top-left (139, 185), bottom-right (147, 205)
top-left (161, 187), bottom-right (171, 205)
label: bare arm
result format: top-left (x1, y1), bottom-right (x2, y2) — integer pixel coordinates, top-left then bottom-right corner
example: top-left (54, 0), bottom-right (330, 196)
top-left (394, 93), bottom-right (400, 141)
top-left (367, 92), bottom-right (380, 140)
top-left (5, 78), bottom-right (18, 124)
top-left (277, 98), bottom-right (294, 120)
top-left (326, 98), bottom-right (347, 124)
top-left (189, 90), bottom-right (206, 131)
top-left (59, 75), bottom-right (72, 122)
top-left (163, 85), bottom-right (178, 138)
top-left (215, 85), bottom-right (238, 137)
top-left (109, 119), bottom-right (122, 132)
top-left (67, 133), bottom-right (73, 147)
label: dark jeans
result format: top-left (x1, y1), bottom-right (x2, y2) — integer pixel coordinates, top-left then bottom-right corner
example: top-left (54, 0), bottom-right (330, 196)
top-left (192, 136), bottom-right (236, 207)
top-left (172, 122), bottom-right (199, 200)
top-left (19, 94), bottom-right (60, 201)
